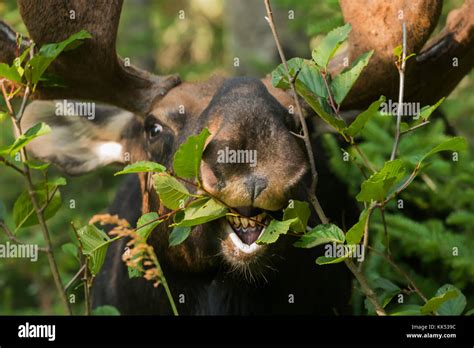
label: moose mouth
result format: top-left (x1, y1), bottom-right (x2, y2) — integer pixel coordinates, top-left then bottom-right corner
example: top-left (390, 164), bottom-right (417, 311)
top-left (225, 212), bottom-right (267, 254)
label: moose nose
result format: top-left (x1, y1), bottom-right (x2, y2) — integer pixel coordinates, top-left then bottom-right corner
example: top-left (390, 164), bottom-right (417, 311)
top-left (244, 176), bottom-right (268, 201)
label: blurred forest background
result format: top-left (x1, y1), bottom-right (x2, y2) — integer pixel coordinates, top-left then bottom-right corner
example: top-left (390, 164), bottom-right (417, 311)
top-left (0, 0), bottom-right (473, 315)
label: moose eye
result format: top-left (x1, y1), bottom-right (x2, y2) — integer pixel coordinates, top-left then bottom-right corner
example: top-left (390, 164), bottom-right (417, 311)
top-left (147, 122), bottom-right (163, 140)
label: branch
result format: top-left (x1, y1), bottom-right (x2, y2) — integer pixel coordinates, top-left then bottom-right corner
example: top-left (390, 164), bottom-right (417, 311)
top-left (0, 221), bottom-right (49, 252)
top-left (390, 22), bottom-right (407, 161)
top-left (263, 0), bottom-right (328, 224)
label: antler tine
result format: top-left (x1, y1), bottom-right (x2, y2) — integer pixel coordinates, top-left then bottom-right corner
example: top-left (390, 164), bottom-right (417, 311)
top-left (331, 0), bottom-right (446, 109)
top-left (15, 0), bottom-right (180, 115)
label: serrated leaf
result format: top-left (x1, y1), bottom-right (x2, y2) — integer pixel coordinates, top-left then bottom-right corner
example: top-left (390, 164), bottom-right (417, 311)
top-left (25, 30), bottom-right (92, 85)
top-left (5, 122), bottom-right (51, 156)
top-left (345, 95), bottom-right (385, 137)
top-left (77, 224), bottom-right (111, 276)
top-left (173, 128), bottom-right (211, 179)
top-left (316, 255), bottom-right (347, 265)
top-left (297, 64), bottom-right (327, 98)
top-left (420, 137), bottom-right (467, 163)
top-left (312, 23), bottom-right (352, 68)
top-left (331, 50), bottom-right (373, 105)
top-left (419, 97), bottom-right (445, 121)
top-left (114, 161), bottom-right (165, 176)
top-left (345, 209), bottom-right (369, 245)
top-left (435, 284), bottom-right (466, 316)
top-left (294, 223), bottom-right (345, 248)
top-left (256, 218), bottom-right (297, 245)
top-left (420, 289), bottom-right (459, 315)
top-left (13, 186), bottom-right (62, 231)
top-left (174, 198), bottom-right (227, 227)
top-left (282, 200), bottom-right (311, 233)
top-left (356, 159), bottom-right (406, 202)
top-left (295, 80), bottom-right (347, 132)
top-left (153, 173), bottom-right (190, 210)
top-left (136, 212), bottom-right (162, 241)
top-left (92, 305), bottom-right (120, 316)
top-left (169, 226), bottom-right (192, 247)
top-left (271, 57), bottom-right (306, 89)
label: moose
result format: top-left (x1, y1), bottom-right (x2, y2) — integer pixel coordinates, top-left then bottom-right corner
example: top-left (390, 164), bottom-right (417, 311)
top-left (1, 0), bottom-right (473, 315)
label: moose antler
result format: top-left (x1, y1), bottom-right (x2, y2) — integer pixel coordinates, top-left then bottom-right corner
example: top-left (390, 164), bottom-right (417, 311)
top-left (1, 0), bottom-right (180, 115)
top-left (331, 0), bottom-right (474, 109)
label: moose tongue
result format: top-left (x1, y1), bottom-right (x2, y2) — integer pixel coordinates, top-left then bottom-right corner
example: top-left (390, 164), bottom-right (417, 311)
top-left (235, 227), bottom-right (261, 245)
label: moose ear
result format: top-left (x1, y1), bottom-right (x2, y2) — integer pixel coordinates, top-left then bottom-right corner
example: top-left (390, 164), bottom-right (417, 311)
top-left (21, 100), bottom-right (139, 175)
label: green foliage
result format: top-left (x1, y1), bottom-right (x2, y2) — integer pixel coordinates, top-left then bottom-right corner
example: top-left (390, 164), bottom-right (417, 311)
top-left (256, 218), bottom-right (297, 244)
top-left (294, 224), bottom-right (345, 248)
top-left (345, 209), bottom-right (369, 245)
top-left (345, 96), bottom-right (385, 138)
top-left (77, 224), bottom-right (112, 276)
top-left (92, 305), bottom-right (120, 316)
top-left (169, 226), bottom-right (192, 247)
top-left (114, 161), bottom-right (166, 176)
top-left (24, 30), bottom-right (91, 86)
top-left (331, 50), bottom-right (373, 105)
top-left (356, 160), bottom-right (405, 202)
top-left (0, 122), bottom-right (51, 156)
top-left (312, 23), bottom-right (351, 68)
top-left (282, 200), bottom-right (310, 233)
top-left (173, 198), bottom-right (227, 227)
top-left (173, 128), bottom-right (211, 179)
top-left (153, 173), bottom-right (190, 210)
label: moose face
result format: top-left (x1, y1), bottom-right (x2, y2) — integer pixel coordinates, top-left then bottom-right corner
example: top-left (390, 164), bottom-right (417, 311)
top-left (21, 76), bottom-right (309, 278)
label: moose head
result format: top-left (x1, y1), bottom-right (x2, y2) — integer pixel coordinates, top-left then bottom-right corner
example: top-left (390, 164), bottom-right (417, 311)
top-left (1, 0), bottom-right (473, 314)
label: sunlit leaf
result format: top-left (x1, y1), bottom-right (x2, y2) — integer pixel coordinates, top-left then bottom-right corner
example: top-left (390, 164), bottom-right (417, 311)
top-left (312, 23), bottom-right (351, 68)
top-left (153, 173), bottom-right (190, 210)
top-left (115, 161), bottom-right (165, 176)
top-left (294, 223), bottom-right (345, 248)
top-left (173, 128), bottom-right (211, 179)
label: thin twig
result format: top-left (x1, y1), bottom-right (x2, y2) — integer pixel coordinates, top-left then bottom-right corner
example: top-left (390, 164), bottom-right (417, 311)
top-left (264, 0), bottom-right (328, 224)
top-left (390, 22), bottom-right (407, 160)
top-left (64, 264), bottom-right (86, 291)
top-left (344, 258), bottom-right (387, 316)
top-left (0, 221), bottom-right (49, 252)
top-left (401, 120), bottom-right (430, 135)
top-left (368, 246), bottom-right (427, 303)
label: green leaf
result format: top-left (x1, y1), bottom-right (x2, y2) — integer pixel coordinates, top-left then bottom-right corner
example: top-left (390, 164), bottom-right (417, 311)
top-left (25, 160), bottom-right (50, 170)
top-left (77, 224), bottom-right (112, 276)
top-left (92, 305), bottom-right (120, 316)
top-left (297, 64), bottom-right (327, 98)
top-left (169, 226), bottom-right (192, 247)
top-left (114, 161), bottom-right (166, 176)
top-left (419, 97), bottom-right (445, 121)
top-left (331, 50), bottom-right (374, 105)
top-left (25, 30), bottom-right (92, 85)
top-left (390, 304), bottom-right (422, 316)
top-left (5, 122), bottom-right (51, 156)
top-left (294, 223), bottom-right (345, 248)
top-left (153, 173), bottom-right (190, 210)
top-left (316, 255), bottom-right (347, 265)
top-left (282, 200), bottom-right (311, 233)
top-left (435, 284), bottom-right (466, 316)
top-left (0, 63), bottom-right (22, 83)
top-left (174, 198), bottom-right (227, 227)
top-left (271, 57), bottom-right (306, 89)
top-left (345, 209), bottom-right (369, 245)
top-left (345, 95), bottom-right (385, 137)
top-left (312, 23), bottom-right (352, 68)
top-left (136, 212), bottom-right (162, 241)
top-left (13, 186), bottom-right (62, 231)
top-left (256, 218), bottom-right (297, 245)
top-left (420, 137), bottom-right (467, 163)
top-left (295, 80), bottom-right (347, 133)
top-left (173, 128), bottom-right (211, 179)
top-left (356, 159), bottom-right (406, 202)
top-left (420, 289), bottom-right (459, 315)
top-left (393, 45), bottom-right (402, 58)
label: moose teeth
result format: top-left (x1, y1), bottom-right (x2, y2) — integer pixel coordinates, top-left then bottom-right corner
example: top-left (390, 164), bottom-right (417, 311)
top-left (226, 213), bottom-right (266, 229)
